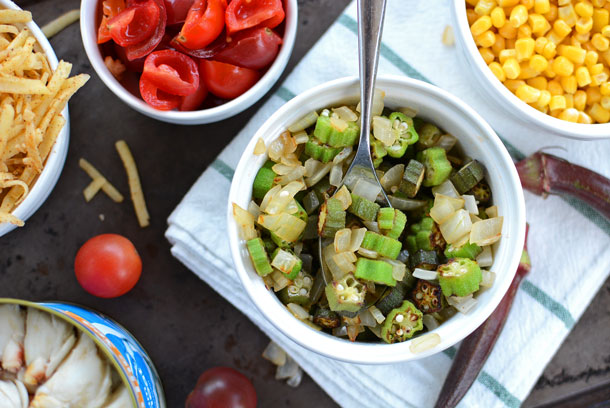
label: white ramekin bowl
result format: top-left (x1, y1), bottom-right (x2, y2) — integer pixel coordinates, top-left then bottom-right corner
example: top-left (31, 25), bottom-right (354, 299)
top-left (451, 0), bottom-right (610, 140)
top-left (0, 0), bottom-right (70, 238)
top-left (80, 0), bottom-right (297, 125)
top-left (228, 76), bottom-right (527, 364)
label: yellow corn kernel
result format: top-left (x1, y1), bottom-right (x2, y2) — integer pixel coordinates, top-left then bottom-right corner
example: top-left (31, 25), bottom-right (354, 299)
top-left (467, 9), bottom-right (479, 25)
top-left (559, 45), bottom-right (587, 64)
top-left (510, 5), bottom-right (529, 27)
top-left (545, 4), bottom-right (558, 21)
top-left (602, 25), bottom-right (610, 37)
top-left (558, 4), bottom-right (578, 27)
top-left (574, 31), bottom-right (591, 43)
top-left (536, 90), bottom-right (552, 107)
top-left (565, 93), bottom-right (575, 108)
top-left (558, 0), bottom-right (571, 6)
top-left (522, 0), bottom-right (535, 10)
top-left (489, 61), bottom-right (507, 80)
top-left (528, 14), bottom-right (547, 33)
top-left (585, 50), bottom-right (599, 65)
top-left (518, 24), bottom-right (533, 38)
top-left (506, 38), bottom-right (517, 49)
top-left (600, 81), bottom-right (610, 95)
top-left (592, 33), bottom-right (610, 50)
top-left (575, 65), bottom-right (593, 86)
top-left (476, 30), bottom-right (497, 47)
top-left (593, 9), bottom-right (610, 32)
top-left (492, 35), bottom-right (506, 54)
top-left (575, 2), bottom-right (594, 18)
top-left (519, 62), bottom-right (540, 78)
top-left (535, 36), bottom-right (549, 53)
top-left (475, 0), bottom-right (497, 16)
top-left (559, 108), bottom-right (580, 121)
top-left (505, 79), bottom-right (526, 92)
top-left (576, 17), bottom-right (594, 33)
top-left (529, 54), bottom-right (549, 71)
top-left (467, 0), bottom-right (478, 5)
top-left (480, 47), bottom-right (496, 64)
top-left (590, 62), bottom-right (605, 75)
top-left (561, 75), bottom-right (578, 93)
top-left (578, 111), bottom-right (593, 123)
top-left (503, 57), bottom-right (521, 78)
top-left (472, 15), bottom-right (493, 36)
top-left (534, 0), bottom-right (550, 14)
top-left (528, 76), bottom-right (548, 89)
top-left (592, 71), bottom-right (609, 86)
top-left (592, 0), bottom-right (606, 7)
top-left (589, 102), bottom-right (610, 121)
top-left (544, 63), bottom-right (557, 78)
top-left (548, 79), bottom-right (564, 95)
top-left (601, 49), bottom-right (610, 65)
top-left (543, 41), bottom-right (557, 58)
top-left (499, 22), bottom-right (518, 38)
top-left (499, 0), bottom-right (519, 6)
top-left (491, 7), bottom-right (506, 27)
top-left (587, 86), bottom-right (603, 103)
top-left (550, 94), bottom-right (567, 109)
top-left (554, 19), bottom-right (573, 38)
top-left (499, 48), bottom-right (517, 63)
top-left (574, 89), bottom-right (588, 109)
top-left (553, 56), bottom-right (575, 76)
top-left (515, 37), bottom-right (535, 60)
top-left (601, 95), bottom-right (610, 108)
top-left (547, 31), bottom-right (565, 46)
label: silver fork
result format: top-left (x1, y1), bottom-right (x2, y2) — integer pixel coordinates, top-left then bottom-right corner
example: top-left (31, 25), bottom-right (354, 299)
top-left (318, 0), bottom-right (390, 284)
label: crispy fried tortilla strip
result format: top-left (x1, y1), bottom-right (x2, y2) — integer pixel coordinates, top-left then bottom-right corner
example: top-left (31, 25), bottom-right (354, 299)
top-left (0, 76), bottom-right (49, 94)
top-left (79, 158), bottom-right (124, 203)
top-left (0, 10), bottom-right (32, 24)
top-left (83, 177), bottom-right (106, 202)
top-left (41, 9), bottom-right (80, 39)
top-left (115, 140), bottom-right (149, 227)
top-left (0, 211), bottom-right (23, 226)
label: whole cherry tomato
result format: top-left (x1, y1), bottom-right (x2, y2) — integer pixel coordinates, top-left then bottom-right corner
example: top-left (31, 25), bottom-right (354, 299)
top-left (200, 60), bottom-right (260, 99)
top-left (215, 27), bottom-right (282, 70)
top-left (74, 234), bottom-right (142, 298)
top-left (185, 367), bottom-right (257, 408)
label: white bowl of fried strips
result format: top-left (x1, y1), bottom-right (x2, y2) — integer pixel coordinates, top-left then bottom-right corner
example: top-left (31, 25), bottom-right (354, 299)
top-left (0, 0), bottom-right (88, 237)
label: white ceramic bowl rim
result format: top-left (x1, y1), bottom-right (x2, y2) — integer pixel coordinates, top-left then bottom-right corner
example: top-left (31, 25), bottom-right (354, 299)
top-left (228, 75), bottom-right (526, 364)
top-left (0, 0), bottom-right (69, 237)
top-left (80, 0), bottom-right (297, 124)
top-left (452, 0), bottom-right (610, 140)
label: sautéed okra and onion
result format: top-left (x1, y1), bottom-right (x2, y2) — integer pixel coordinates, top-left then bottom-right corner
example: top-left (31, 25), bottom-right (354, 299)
top-left (233, 92), bottom-right (503, 344)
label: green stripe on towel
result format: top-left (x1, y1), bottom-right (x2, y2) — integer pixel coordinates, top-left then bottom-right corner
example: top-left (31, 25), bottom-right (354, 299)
top-left (276, 86), bottom-right (296, 102)
top-left (478, 372), bottom-right (522, 408)
top-left (521, 280), bottom-right (575, 329)
top-left (211, 159), bottom-right (234, 181)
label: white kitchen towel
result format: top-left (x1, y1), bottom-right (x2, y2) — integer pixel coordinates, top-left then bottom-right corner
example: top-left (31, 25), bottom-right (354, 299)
top-left (166, 1), bottom-right (610, 407)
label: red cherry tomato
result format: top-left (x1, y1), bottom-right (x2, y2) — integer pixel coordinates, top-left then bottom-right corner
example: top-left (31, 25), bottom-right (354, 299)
top-left (179, 71), bottom-right (208, 111)
top-left (98, 0), bottom-right (126, 44)
top-left (139, 76), bottom-right (181, 110)
top-left (108, 0), bottom-right (160, 47)
top-left (225, 0), bottom-right (284, 34)
top-left (142, 50), bottom-right (199, 95)
top-left (74, 234), bottom-right (142, 298)
top-left (215, 27), bottom-right (282, 70)
top-left (175, 0), bottom-right (226, 50)
top-left (164, 0), bottom-right (195, 25)
top-left (200, 60), bottom-right (260, 99)
top-left (185, 367), bottom-right (256, 408)
top-left (125, 0), bottom-right (167, 61)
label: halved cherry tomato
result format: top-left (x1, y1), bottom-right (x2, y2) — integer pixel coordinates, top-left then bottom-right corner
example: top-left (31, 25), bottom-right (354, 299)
top-left (186, 367), bottom-right (257, 408)
top-left (165, 0), bottom-right (195, 25)
top-left (215, 27), bottom-right (282, 70)
top-left (225, 0), bottom-right (284, 34)
top-left (139, 76), bottom-right (181, 110)
top-left (200, 60), bottom-right (260, 99)
top-left (109, 0), bottom-right (160, 47)
top-left (125, 0), bottom-right (167, 61)
top-left (141, 50), bottom-right (199, 95)
top-left (175, 0), bottom-right (226, 50)
top-left (97, 0), bottom-right (126, 44)
top-left (74, 234), bottom-right (142, 298)
top-left (179, 71), bottom-right (208, 111)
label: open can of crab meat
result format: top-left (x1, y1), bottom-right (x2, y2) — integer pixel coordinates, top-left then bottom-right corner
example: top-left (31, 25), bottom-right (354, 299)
top-left (0, 298), bottom-right (166, 408)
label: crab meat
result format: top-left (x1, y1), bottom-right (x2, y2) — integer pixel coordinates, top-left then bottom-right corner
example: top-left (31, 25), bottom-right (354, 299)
top-left (30, 334), bottom-right (112, 408)
top-left (0, 380), bottom-right (28, 408)
top-left (23, 308), bottom-right (76, 387)
top-left (0, 305), bottom-right (25, 373)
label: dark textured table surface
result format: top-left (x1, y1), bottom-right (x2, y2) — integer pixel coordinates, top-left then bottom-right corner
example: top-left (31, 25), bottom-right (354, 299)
top-left (2, 1), bottom-right (609, 407)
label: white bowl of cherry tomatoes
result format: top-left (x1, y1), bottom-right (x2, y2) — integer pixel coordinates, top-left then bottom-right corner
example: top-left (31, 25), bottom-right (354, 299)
top-left (81, 0), bottom-right (297, 125)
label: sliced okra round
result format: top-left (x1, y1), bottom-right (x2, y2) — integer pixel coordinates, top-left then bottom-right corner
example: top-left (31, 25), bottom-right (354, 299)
top-left (381, 300), bottom-right (423, 344)
top-left (411, 280), bottom-right (443, 314)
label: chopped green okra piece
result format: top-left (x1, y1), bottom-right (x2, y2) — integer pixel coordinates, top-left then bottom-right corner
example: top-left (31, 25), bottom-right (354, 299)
top-left (278, 271), bottom-right (313, 305)
top-left (313, 307), bottom-right (341, 329)
top-left (381, 300), bottom-right (423, 343)
top-left (303, 190), bottom-right (321, 214)
top-left (252, 161), bottom-right (276, 199)
top-left (305, 137), bottom-right (342, 163)
top-left (271, 248), bottom-right (302, 280)
top-left (318, 198), bottom-right (346, 238)
top-left (313, 115), bottom-right (360, 147)
top-left (399, 159), bottom-right (425, 198)
top-left (410, 249), bottom-right (439, 271)
top-left (348, 193), bottom-right (380, 221)
top-left (438, 257), bottom-right (482, 297)
top-left (379, 208), bottom-right (407, 240)
top-left (360, 231), bottom-right (402, 259)
top-left (354, 258), bottom-right (397, 286)
top-left (405, 217), bottom-right (446, 253)
top-left (262, 237), bottom-right (277, 254)
top-left (377, 208), bottom-right (395, 230)
top-left (417, 147), bottom-right (453, 187)
top-left (417, 123), bottom-right (442, 149)
top-left (411, 280), bottom-right (443, 314)
top-left (469, 180), bottom-right (491, 204)
top-left (450, 160), bottom-right (486, 194)
top-left (376, 285), bottom-right (406, 315)
top-left (370, 137), bottom-right (387, 168)
top-left (386, 112), bottom-right (419, 158)
top-left (444, 242), bottom-right (482, 260)
top-left (246, 238), bottom-right (273, 277)
top-left (325, 274), bottom-right (367, 313)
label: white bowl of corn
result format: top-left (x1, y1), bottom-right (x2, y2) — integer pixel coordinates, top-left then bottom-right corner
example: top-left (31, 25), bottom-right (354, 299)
top-left (452, 0), bottom-right (610, 140)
